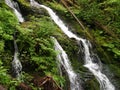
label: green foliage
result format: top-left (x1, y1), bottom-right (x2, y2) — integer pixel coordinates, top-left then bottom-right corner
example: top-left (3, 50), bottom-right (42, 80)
top-left (0, 60), bottom-right (19, 89)
top-left (0, 41), bottom-right (4, 52)
top-left (0, 60), bottom-right (11, 85)
top-left (0, 4), bottom-right (18, 65)
top-left (15, 15), bottom-right (65, 86)
top-left (0, 1), bottom-right (64, 88)
top-left (77, 0), bottom-right (104, 23)
top-left (47, 2), bottom-right (67, 12)
top-left (102, 43), bottom-right (120, 57)
top-left (0, 7), bottom-right (18, 40)
top-left (18, 0), bottom-right (30, 7)
top-left (0, 1), bottom-right (18, 69)
top-left (76, 0), bottom-right (120, 63)
top-left (1, 0), bottom-right (120, 89)
top-left (21, 72), bottom-right (33, 84)
top-left (91, 28), bottom-right (120, 61)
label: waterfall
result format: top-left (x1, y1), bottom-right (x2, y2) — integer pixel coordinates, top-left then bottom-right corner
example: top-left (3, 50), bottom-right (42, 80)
top-left (30, 0), bottom-right (115, 90)
top-left (5, 0), bottom-right (23, 78)
top-left (12, 34), bottom-right (22, 79)
top-left (5, 0), bottom-right (24, 22)
top-left (52, 37), bottom-right (82, 90)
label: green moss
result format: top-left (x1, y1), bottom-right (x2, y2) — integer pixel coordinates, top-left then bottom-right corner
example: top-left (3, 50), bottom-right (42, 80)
top-left (18, 0), bottom-right (30, 7)
top-left (85, 78), bottom-right (100, 90)
top-left (109, 64), bottom-right (120, 88)
top-left (109, 64), bottom-right (120, 78)
top-left (47, 2), bottom-right (67, 12)
top-left (17, 0), bottom-right (31, 16)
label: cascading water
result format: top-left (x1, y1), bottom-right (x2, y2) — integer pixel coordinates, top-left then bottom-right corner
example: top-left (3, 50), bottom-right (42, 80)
top-left (5, 0), bottom-right (24, 22)
top-left (52, 37), bottom-right (82, 90)
top-left (5, 0), bottom-right (23, 79)
top-left (12, 34), bottom-right (22, 79)
top-left (30, 0), bottom-right (115, 90)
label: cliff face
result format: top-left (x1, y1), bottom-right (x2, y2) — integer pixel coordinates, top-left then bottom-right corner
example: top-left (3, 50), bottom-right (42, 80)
top-left (0, 0), bottom-right (120, 90)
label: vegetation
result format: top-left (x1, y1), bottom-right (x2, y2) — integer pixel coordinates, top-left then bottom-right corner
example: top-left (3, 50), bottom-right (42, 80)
top-left (0, 1), bottom-right (64, 89)
top-left (0, 0), bottom-right (120, 90)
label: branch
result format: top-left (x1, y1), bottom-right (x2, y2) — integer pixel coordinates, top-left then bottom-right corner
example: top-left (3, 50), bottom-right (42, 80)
top-left (60, 0), bottom-right (94, 40)
top-left (60, 0), bottom-right (85, 30)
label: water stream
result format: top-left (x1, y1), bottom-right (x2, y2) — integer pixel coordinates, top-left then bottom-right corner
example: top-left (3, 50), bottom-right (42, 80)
top-left (12, 36), bottom-right (22, 78)
top-left (5, 0), bottom-right (24, 22)
top-left (5, 0), bottom-right (23, 79)
top-left (30, 0), bottom-right (115, 90)
top-left (52, 37), bottom-right (82, 90)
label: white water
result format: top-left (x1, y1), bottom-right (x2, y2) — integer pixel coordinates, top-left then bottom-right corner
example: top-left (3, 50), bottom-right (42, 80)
top-left (5, 0), bottom-right (24, 22)
top-left (52, 37), bottom-right (82, 90)
top-left (12, 39), bottom-right (22, 78)
top-left (30, 0), bottom-right (115, 90)
top-left (5, 0), bottom-right (23, 79)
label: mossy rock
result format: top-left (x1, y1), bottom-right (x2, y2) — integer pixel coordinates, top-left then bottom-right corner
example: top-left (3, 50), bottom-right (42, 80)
top-left (109, 64), bottom-right (120, 89)
top-left (18, 0), bottom-right (50, 18)
top-left (85, 78), bottom-right (100, 90)
top-left (17, 0), bottom-right (32, 16)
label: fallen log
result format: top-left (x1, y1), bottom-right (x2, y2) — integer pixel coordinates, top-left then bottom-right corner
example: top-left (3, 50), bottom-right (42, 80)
top-left (60, 0), bottom-right (94, 41)
top-left (60, 0), bottom-right (85, 30)
top-left (33, 76), bottom-right (62, 90)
